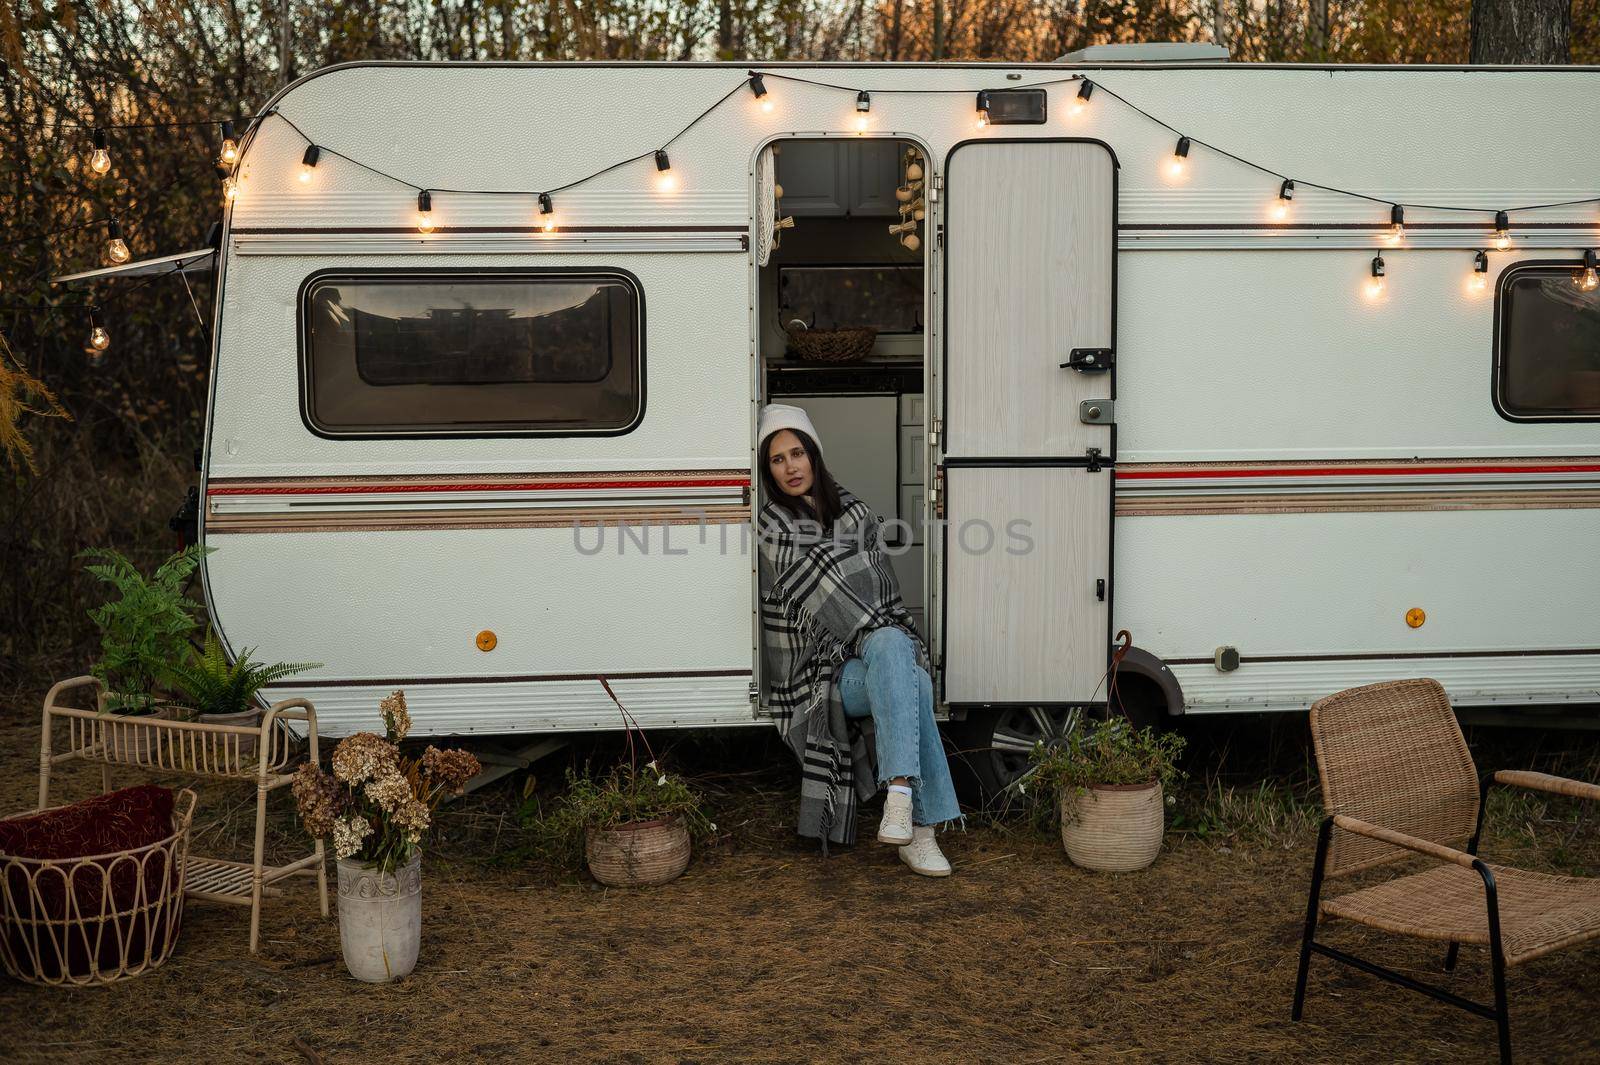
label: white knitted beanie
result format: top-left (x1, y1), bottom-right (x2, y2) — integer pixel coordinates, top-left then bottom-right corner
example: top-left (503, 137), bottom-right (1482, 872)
top-left (757, 403), bottom-right (822, 455)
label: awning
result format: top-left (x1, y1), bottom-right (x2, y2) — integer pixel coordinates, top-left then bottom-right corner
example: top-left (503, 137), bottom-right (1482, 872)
top-left (51, 248), bottom-right (215, 287)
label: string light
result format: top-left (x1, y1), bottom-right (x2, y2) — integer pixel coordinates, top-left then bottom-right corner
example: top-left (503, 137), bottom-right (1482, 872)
top-left (89, 128), bottom-right (111, 175)
top-left (1070, 79), bottom-right (1094, 118)
top-left (1366, 255), bottom-right (1387, 300)
top-left (86, 310), bottom-right (110, 357)
top-left (299, 145), bottom-right (320, 183)
top-left (416, 190), bottom-right (434, 233)
top-left (538, 192), bottom-right (556, 232)
top-left (1470, 250), bottom-right (1490, 294)
top-left (748, 73), bottom-right (773, 113)
top-left (221, 175), bottom-right (238, 202)
top-left (219, 120), bottom-right (238, 166)
top-left (1168, 136), bottom-right (1191, 178)
top-left (1272, 179), bottom-right (1295, 221)
top-left (1387, 204), bottom-right (1405, 245)
top-left (104, 219), bottom-right (130, 264)
top-left (852, 91), bottom-right (873, 133)
top-left (1578, 250), bottom-right (1599, 292)
top-left (1493, 210), bottom-right (1512, 250)
top-left (654, 149), bottom-right (676, 191)
top-left (975, 91), bottom-right (990, 130)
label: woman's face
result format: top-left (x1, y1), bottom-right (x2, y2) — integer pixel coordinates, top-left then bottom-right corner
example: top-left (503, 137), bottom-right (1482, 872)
top-left (766, 429), bottom-right (814, 498)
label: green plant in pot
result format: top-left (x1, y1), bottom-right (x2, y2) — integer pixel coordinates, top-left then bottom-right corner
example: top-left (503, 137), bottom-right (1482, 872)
top-left (81, 545), bottom-right (208, 716)
top-left (163, 630), bottom-right (320, 748)
top-left (1027, 716), bottom-right (1186, 873)
top-left (519, 679), bottom-right (715, 887)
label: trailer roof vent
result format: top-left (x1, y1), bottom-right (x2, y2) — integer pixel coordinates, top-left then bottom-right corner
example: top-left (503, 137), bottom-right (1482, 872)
top-left (1057, 43), bottom-right (1230, 63)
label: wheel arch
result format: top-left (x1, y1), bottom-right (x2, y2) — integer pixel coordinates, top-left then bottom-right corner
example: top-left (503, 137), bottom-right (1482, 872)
top-left (1113, 647), bottom-right (1185, 719)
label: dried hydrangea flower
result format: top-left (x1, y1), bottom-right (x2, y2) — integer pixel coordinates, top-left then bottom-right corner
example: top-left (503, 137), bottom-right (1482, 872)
top-left (290, 763), bottom-right (343, 839)
top-left (363, 765), bottom-right (415, 813)
top-left (332, 813), bottom-right (374, 860)
top-left (379, 690), bottom-right (411, 742)
top-left (330, 731), bottom-right (399, 786)
top-left (390, 796), bottom-right (431, 845)
top-left (420, 746), bottom-right (481, 794)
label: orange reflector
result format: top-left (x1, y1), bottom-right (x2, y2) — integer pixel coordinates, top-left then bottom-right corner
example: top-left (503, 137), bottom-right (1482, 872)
top-left (476, 630), bottom-right (497, 651)
top-left (1405, 608), bottom-right (1426, 629)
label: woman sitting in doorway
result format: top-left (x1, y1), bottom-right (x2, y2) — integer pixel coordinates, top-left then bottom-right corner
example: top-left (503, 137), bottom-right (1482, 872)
top-left (756, 403), bottom-right (961, 877)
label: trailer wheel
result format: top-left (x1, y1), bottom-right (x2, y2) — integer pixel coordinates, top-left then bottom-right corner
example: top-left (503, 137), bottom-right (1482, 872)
top-left (947, 705), bottom-right (1084, 807)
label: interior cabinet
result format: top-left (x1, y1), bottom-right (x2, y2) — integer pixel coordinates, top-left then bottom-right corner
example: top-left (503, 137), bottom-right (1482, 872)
top-left (777, 139), bottom-right (903, 218)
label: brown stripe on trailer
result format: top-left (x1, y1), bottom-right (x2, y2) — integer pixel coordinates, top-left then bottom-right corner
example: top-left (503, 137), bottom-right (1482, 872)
top-left (205, 468), bottom-right (752, 494)
top-left (206, 502), bottom-right (752, 534)
top-left (265, 667), bottom-right (753, 689)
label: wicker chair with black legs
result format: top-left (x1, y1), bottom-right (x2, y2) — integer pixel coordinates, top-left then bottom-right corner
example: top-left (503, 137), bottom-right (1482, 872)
top-left (1292, 678), bottom-right (1600, 1065)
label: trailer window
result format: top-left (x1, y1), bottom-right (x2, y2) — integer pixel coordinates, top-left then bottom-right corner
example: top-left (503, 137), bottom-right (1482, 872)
top-left (1495, 264), bottom-right (1600, 420)
top-left (302, 272), bottom-right (642, 435)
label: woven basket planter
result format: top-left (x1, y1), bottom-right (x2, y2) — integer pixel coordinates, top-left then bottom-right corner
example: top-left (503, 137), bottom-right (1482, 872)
top-left (585, 818), bottom-right (691, 887)
top-left (0, 789), bottom-right (195, 986)
top-left (785, 326), bottom-right (877, 363)
top-left (1059, 782), bottom-right (1165, 873)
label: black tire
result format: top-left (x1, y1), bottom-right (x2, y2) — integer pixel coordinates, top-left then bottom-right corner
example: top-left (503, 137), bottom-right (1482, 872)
top-left (946, 705), bottom-right (1084, 808)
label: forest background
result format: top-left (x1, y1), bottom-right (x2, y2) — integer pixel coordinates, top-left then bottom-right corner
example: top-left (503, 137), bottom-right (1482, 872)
top-left (1, 0), bottom-right (1596, 682)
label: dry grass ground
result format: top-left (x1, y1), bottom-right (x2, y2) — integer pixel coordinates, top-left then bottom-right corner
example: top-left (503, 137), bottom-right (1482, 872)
top-left (1, 685), bottom-right (1596, 1064)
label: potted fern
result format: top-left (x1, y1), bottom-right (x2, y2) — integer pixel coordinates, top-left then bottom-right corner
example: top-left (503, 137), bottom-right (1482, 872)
top-left (1028, 716), bottom-right (1186, 873)
top-left (163, 631), bottom-right (320, 753)
top-left (81, 545), bottom-right (207, 723)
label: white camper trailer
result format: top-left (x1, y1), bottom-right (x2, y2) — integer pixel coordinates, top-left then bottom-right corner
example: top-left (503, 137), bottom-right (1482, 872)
top-left (182, 57), bottom-right (1599, 789)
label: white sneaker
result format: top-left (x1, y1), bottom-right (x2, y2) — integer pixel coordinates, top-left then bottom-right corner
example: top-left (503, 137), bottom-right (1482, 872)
top-left (877, 789), bottom-right (914, 845)
top-left (898, 825), bottom-right (952, 877)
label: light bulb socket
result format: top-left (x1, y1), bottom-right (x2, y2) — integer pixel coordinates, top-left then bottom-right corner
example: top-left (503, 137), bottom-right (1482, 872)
top-left (1586, 250), bottom-right (1599, 270)
top-left (1474, 250), bottom-right (1489, 272)
top-left (1494, 210), bottom-right (1509, 231)
top-left (856, 90), bottom-right (871, 113)
top-left (92, 128), bottom-right (107, 150)
top-left (748, 72), bottom-right (766, 98)
top-left (221, 120), bottom-right (236, 141)
top-left (1279, 179), bottom-right (1295, 201)
top-left (417, 190), bottom-right (432, 213)
top-left (301, 144), bottom-right (320, 168)
top-left (1371, 255), bottom-right (1386, 278)
top-left (1174, 136), bottom-right (1191, 159)
top-left (976, 90), bottom-right (990, 113)
top-left (106, 218), bottom-right (121, 240)
top-left (1390, 204), bottom-right (1405, 227)
top-left (539, 192), bottom-right (553, 215)
top-left (1077, 79), bottom-right (1094, 101)
top-left (655, 149), bottom-right (671, 172)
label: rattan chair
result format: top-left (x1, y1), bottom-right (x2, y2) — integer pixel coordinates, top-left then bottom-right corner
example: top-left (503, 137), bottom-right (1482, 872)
top-left (1292, 678), bottom-right (1600, 1064)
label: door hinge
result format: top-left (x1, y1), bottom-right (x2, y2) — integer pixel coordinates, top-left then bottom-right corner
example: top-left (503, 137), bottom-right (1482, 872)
top-left (929, 173), bottom-right (941, 202)
top-left (1086, 447), bottom-right (1104, 473)
top-left (1079, 399), bottom-right (1114, 425)
top-left (929, 416), bottom-right (942, 448)
top-left (748, 681), bottom-right (760, 703)
top-left (1061, 347), bottom-right (1114, 373)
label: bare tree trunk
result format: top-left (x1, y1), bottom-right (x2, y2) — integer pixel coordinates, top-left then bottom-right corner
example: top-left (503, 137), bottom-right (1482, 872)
top-left (278, 0), bottom-right (292, 86)
top-left (933, 0), bottom-right (945, 59)
top-left (1308, 0), bottom-right (1328, 57)
top-left (717, 0), bottom-right (732, 58)
top-left (1471, 0), bottom-right (1571, 62)
top-left (887, 0), bottom-right (903, 60)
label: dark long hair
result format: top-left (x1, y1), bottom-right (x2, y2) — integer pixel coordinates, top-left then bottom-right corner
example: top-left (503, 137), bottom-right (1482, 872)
top-left (759, 428), bottom-right (845, 530)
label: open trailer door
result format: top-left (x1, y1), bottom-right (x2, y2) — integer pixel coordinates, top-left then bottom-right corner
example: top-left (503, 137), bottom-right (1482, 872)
top-left (938, 139), bottom-right (1117, 705)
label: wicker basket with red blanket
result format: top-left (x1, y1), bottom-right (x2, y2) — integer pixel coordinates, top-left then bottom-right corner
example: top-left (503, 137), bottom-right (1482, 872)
top-left (0, 784), bottom-right (195, 986)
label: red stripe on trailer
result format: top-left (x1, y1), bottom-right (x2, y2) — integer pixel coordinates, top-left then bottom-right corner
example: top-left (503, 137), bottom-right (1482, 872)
top-left (207, 477), bottom-right (751, 496)
top-left (1116, 463), bottom-right (1600, 481)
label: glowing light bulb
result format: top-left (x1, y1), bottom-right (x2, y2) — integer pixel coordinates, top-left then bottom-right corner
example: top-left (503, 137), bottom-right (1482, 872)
top-left (299, 144), bottom-right (320, 184)
top-left (1387, 204), bottom-right (1405, 246)
top-left (1168, 136), bottom-right (1191, 179)
top-left (219, 120), bottom-right (238, 165)
top-left (1493, 211), bottom-right (1511, 251)
top-left (975, 91), bottom-right (990, 129)
top-left (654, 149), bottom-right (676, 191)
top-left (538, 192), bottom-right (557, 233)
top-left (1470, 250), bottom-right (1490, 294)
top-left (89, 129), bottom-right (110, 175)
top-left (1578, 251), bottom-right (1599, 292)
top-left (854, 90), bottom-right (872, 134)
top-left (1366, 255), bottom-right (1387, 300)
top-left (104, 220), bottom-right (130, 264)
top-left (416, 190), bottom-right (434, 233)
top-left (1070, 80), bottom-right (1094, 118)
top-left (221, 176), bottom-right (238, 202)
top-left (88, 325), bottom-right (110, 351)
top-left (1271, 179), bottom-right (1294, 222)
top-left (748, 72), bottom-right (771, 112)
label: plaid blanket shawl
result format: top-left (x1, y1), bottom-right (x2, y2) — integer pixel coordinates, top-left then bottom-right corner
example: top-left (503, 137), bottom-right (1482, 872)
top-left (757, 488), bottom-right (929, 850)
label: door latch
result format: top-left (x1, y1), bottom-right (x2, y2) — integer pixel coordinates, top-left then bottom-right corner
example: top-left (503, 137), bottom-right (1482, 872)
top-left (1096, 578), bottom-right (1106, 602)
top-left (1079, 399), bottom-right (1114, 425)
top-left (1061, 348), bottom-right (1114, 373)
top-left (1086, 447), bottom-right (1104, 473)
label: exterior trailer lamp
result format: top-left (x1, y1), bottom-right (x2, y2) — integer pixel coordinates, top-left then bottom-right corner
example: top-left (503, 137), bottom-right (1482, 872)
top-left (975, 91), bottom-right (990, 129)
top-left (538, 192), bottom-right (556, 232)
top-left (1494, 210), bottom-right (1512, 251)
top-left (219, 121), bottom-right (239, 166)
top-left (299, 144), bottom-right (320, 183)
top-left (748, 72), bottom-right (773, 113)
top-left (1168, 136), bottom-right (1191, 178)
top-left (1273, 178), bottom-right (1295, 221)
top-left (854, 91), bottom-right (872, 133)
top-left (416, 189), bottom-right (434, 233)
top-left (1071, 79), bottom-right (1094, 117)
top-left (104, 218), bottom-right (130, 264)
top-left (89, 128), bottom-right (111, 175)
top-left (1366, 254), bottom-right (1387, 299)
top-left (655, 149), bottom-right (676, 191)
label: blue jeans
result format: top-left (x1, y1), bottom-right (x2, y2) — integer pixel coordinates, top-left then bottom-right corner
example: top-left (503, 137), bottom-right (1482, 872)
top-left (838, 626), bottom-right (962, 827)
